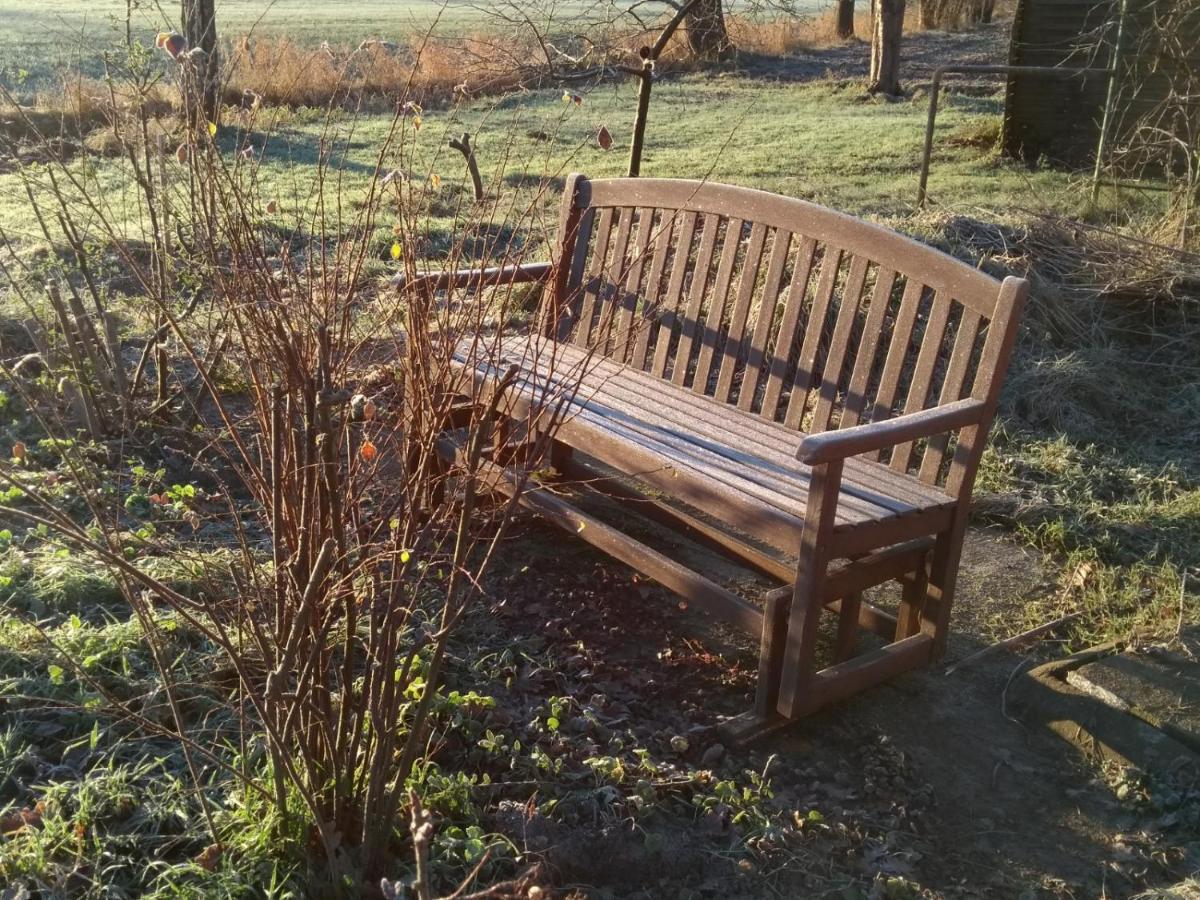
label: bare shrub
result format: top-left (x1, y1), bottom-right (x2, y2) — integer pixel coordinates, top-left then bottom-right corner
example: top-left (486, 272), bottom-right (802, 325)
top-left (0, 26), bottom-right (588, 893)
top-left (222, 33), bottom-right (534, 111)
top-left (1102, 0), bottom-right (1200, 248)
top-left (726, 14), bottom-right (821, 54)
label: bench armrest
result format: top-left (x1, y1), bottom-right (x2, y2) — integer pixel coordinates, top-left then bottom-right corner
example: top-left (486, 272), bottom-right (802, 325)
top-left (390, 261), bottom-right (553, 293)
top-left (796, 398), bottom-right (987, 465)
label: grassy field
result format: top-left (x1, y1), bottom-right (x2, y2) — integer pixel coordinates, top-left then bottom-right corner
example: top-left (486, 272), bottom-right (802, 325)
top-left (0, 9), bottom-right (1197, 899)
top-left (0, 0), bottom-right (835, 95)
top-left (0, 75), bottom-right (1142, 248)
top-left (0, 0), bottom-right (484, 87)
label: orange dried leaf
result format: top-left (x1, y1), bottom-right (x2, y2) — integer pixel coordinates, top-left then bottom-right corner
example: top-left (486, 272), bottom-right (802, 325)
top-left (1, 803), bottom-right (44, 834)
top-left (11, 441), bottom-right (26, 460)
top-left (597, 125), bottom-right (613, 151)
top-left (194, 842), bottom-right (223, 871)
top-left (360, 440), bottom-right (378, 462)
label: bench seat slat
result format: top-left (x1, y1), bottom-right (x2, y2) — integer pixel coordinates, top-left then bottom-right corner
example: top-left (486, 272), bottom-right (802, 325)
top-left (511, 337), bottom-right (950, 512)
top-left (477, 335), bottom-right (949, 512)
top-left (557, 351), bottom-right (946, 514)
top-left (456, 338), bottom-right (956, 556)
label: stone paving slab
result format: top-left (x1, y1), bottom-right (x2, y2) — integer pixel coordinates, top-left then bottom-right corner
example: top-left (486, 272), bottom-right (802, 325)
top-left (1067, 647), bottom-right (1200, 754)
top-left (1010, 639), bottom-right (1200, 774)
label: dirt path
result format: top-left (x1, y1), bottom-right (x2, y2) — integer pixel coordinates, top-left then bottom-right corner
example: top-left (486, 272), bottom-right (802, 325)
top-left (471, 520), bottom-right (1193, 897)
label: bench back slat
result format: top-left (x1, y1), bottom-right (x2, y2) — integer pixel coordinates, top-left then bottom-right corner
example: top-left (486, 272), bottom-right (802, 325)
top-left (691, 216), bottom-right (744, 396)
top-left (889, 290), bottom-right (954, 474)
top-left (760, 236), bottom-right (818, 420)
top-left (650, 210), bottom-right (698, 378)
top-left (573, 205), bottom-right (614, 348)
top-left (783, 245), bottom-right (842, 429)
top-left (549, 175), bottom-right (1027, 493)
top-left (629, 210), bottom-right (676, 368)
top-left (839, 266), bottom-right (897, 430)
top-left (715, 221), bottom-right (769, 403)
top-left (737, 228), bottom-right (793, 411)
top-left (671, 215), bottom-right (721, 386)
top-left (810, 254), bottom-right (871, 434)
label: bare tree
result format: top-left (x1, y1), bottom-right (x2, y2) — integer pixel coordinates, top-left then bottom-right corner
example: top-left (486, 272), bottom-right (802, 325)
top-left (869, 0), bottom-right (905, 96)
top-left (837, 0), bottom-right (856, 40)
top-left (469, 0), bottom-right (736, 80)
top-left (181, 0), bottom-right (219, 120)
top-left (685, 0), bottom-right (734, 59)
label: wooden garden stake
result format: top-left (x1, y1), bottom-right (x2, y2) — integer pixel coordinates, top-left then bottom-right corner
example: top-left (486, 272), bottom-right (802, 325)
top-left (449, 133), bottom-right (484, 201)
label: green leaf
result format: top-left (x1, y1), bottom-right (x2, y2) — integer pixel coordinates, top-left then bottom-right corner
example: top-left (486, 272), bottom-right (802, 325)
top-left (47, 664), bottom-right (65, 684)
top-left (546, 716), bottom-right (559, 731)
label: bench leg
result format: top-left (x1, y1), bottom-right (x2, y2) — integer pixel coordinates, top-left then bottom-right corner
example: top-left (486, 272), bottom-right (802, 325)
top-left (717, 590), bottom-right (791, 746)
top-left (921, 519), bottom-right (967, 658)
top-left (775, 460), bottom-right (842, 721)
top-left (754, 590), bottom-right (789, 717)
top-left (895, 565), bottom-right (928, 641)
top-left (774, 562), bottom-right (829, 719)
top-left (833, 592), bottom-right (863, 663)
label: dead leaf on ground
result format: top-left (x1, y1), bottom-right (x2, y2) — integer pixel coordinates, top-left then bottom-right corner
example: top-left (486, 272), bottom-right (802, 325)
top-left (194, 843), bottom-right (223, 871)
top-left (0, 801), bottom-right (45, 834)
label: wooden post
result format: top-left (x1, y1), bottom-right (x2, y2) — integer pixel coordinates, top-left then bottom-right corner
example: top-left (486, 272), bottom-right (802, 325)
top-left (448, 133), bottom-right (484, 201)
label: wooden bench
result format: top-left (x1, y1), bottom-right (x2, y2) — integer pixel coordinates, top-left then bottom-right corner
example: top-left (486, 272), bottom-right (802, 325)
top-left (401, 175), bottom-right (1028, 742)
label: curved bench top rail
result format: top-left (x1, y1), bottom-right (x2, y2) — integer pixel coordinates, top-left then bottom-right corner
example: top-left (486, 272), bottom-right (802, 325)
top-left (573, 175), bottom-right (1001, 319)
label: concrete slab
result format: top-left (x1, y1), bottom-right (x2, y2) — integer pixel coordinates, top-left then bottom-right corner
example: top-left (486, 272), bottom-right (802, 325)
top-left (1011, 640), bottom-right (1200, 775)
top-left (1067, 646), bottom-right (1200, 754)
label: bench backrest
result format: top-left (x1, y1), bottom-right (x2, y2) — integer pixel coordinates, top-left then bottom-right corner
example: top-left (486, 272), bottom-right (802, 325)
top-left (545, 174), bottom-right (1027, 492)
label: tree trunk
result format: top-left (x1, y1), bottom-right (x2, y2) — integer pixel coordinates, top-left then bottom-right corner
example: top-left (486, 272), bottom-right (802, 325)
top-left (685, 0), bottom-right (733, 60)
top-left (869, 0), bottom-right (906, 96)
top-left (181, 0), bottom-right (219, 121)
top-left (836, 0), bottom-right (856, 39)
